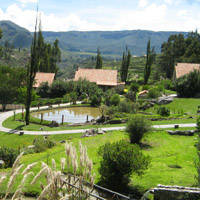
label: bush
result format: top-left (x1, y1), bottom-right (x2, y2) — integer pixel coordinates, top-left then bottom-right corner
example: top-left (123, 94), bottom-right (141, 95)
top-left (33, 137), bottom-right (56, 153)
top-left (115, 85), bottom-right (125, 95)
top-left (118, 100), bottom-right (137, 113)
top-left (0, 147), bottom-right (19, 168)
top-left (90, 94), bottom-right (101, 107)
top-left (126, 116), bottom-right (151, 144)
top-left (36, 82), bottom-right (50, 98)
top-left (157, 106), bottom-right (170, 117)
top-left (175, 70), bottom-right (200, 97)
top-left (160, 79), bottom-right (174, 90)
top-left (110, 94), bottom-right (120, 106)
top-left (98, 140), bottom-right (150, 191)
top-left (148, 87), bottom-right (161, 98)
top-left (130, 82), bottom-right (139, 93)
top-left (49, 80), bottom-right (68, 98)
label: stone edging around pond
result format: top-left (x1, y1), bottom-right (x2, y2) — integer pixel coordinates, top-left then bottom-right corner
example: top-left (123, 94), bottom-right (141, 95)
top-left (0, 103), bottom-right (197, 135)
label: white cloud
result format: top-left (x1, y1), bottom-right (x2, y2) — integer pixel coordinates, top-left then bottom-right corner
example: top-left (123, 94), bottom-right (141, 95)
top-left (0, 2), bottom-right (200, 32)
top-left (0, 4), bottom-right (103, 31)
top-left (138, 0), bottom-right (148, 7)
top-left (17, 0), bottom-right (37, 4)
top-left (164, 0), bottom-right (173, 5)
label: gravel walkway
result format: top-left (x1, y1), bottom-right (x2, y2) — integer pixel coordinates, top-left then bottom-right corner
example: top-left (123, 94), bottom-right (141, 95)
top-left (0, 103), bottom-right (197, 135)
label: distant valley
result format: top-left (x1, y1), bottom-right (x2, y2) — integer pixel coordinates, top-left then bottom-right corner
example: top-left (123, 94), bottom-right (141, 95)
top-left (0, 20), bottom-right (188, 56)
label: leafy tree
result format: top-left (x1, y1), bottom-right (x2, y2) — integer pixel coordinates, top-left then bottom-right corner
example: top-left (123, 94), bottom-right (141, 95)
top-left (120, 47), bottom-right (131, 83)
top-left (0, 66), bottom-right (26, 111)
top-left (36, 82), bottom-right (50, 98)
top-left (96, 48), bottom-right (103, 69)
top-left (49, 80), bottom-right (67, 98)
top-left (98, 140), bottom-right (150, 191)
top-left (110, 94), bottom-right (120, 106)
top-left (144, 40), bottom-right (155, 84)
top-left (160, 34), bottom-right (185, 78)
top-left (175, 70), bottom-right (200, 97)
top-left (17, 87), bottom-right (38, 104)
top-left (126, 116), bottom-right (151, 144)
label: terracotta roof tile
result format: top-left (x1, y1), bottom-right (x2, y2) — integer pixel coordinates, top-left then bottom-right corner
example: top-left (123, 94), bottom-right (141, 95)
top-left (74, 68), bottom-right (121, 86)
top-left (175, 63), bottom-right (200, 79)
top-left (34, 72), bottom-right (55, 88)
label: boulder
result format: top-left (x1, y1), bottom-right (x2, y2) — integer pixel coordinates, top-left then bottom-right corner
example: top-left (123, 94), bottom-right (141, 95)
top-left (167, 130), bottom-right (197, 136)
top-left (49, 120), bottom-right (59, 127)
top-left (0, 160), bottom-right (5, 167)
top-left (157, 96), bottom-right (173, 105)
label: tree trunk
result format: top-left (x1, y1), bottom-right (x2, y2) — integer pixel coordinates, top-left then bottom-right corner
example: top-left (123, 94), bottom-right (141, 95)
top-left (2, 104), bottom-right (6, 112)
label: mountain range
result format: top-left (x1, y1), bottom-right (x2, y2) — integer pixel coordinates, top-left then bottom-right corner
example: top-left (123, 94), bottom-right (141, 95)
top-left (0, 20), bottom-right (188, 56)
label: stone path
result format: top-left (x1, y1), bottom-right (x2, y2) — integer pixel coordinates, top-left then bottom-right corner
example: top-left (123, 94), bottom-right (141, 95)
top-left (0, 104), bottom-right (197, 135)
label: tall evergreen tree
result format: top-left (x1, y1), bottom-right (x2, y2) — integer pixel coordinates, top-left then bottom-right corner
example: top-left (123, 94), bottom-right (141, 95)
top-left (96, 48), bottom-right (103, 69)
top-left (0, 28), bottom-right (2, 39)
top-left (25, 17), bottom-right (39, 125)
top-left (144, 40), bottom-right (155, 84)
top-left (120, 47), bottom-right (131, 83)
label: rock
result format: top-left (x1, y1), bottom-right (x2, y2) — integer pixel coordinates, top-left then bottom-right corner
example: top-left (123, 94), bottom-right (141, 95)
top-left (19, 131), bottom-right (24, 136)
top-left (28, 145), bottom-right (35, 149)
top-left (157, 96), bottom-right (174, 105)
top-left (0, 160), bottom-right (5, 167)
top-left (49, 120), bottom-right (59, 127)
top-left (97, 129), bottom-right (106, 135)
top-left (60, 140), bottom-right (66, 144)
top-left (167, 130), bottom-right (197, 136)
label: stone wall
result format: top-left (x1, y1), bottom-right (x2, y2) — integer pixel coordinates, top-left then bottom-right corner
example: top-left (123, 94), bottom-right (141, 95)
top-left (153, 185), bottom-right (200, 200)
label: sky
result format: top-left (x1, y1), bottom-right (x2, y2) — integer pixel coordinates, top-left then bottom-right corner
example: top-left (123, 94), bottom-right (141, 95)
top-left (0, 0), bottom-right (200, 32)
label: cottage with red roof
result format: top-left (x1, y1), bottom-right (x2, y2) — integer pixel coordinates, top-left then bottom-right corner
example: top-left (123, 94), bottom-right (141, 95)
top-left (34, 72), bottom-right (55, 88)
top-left (174, 63), bottom-right (200, 79)
top-left (74, 68), bottom-right (124, 87)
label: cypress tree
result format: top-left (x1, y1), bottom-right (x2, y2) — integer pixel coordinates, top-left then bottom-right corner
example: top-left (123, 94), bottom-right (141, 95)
top-left (25, 17), bottom-right (39, 125)
top-left (144, 40), bottom-right (155, 84)
top-left (96, 48), bottom-right (103, 69)
top-left (120, 47), bottom-right (131, 83)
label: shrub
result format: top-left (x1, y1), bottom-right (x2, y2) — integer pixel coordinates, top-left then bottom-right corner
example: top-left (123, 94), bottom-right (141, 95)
top-left (90, 94), bottom-right (101, 107)
top-left (36, 82), bottom-right (50, 98)
top-left (104, 89), bottom-right (115, 106)
top-left (160, 79), bottom-right (174, 90)
top-left (157, 106), bottom-right (170, 117)
top-left (49, 80), bottom-right (67, 98)
top-left (0, 147), bottom-right (19, 168)
top-left (118, 100), bottom-right (137, 113)
top-left (148, 87), bottom-right (161, 98)
top-left (33, 137), bottom-right (56, 153)
top-left (130, 82), bottom-right (139, 93)
top-left (142, 85), bottom-right (150, 90)
top-left (126, 116), bottom-right (151, 144)
top-left (115, 85), bottom-right (125, 95)
top-left (110, 94), bottom-right (120, 106)
top-left (98, 140), bottom-right (150, 191)
top-left (175, 70), bottom-right (200, 97)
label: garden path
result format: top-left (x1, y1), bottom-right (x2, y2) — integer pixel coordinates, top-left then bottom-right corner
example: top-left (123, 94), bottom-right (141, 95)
top-left (0, 103), bottom-right (197, 135)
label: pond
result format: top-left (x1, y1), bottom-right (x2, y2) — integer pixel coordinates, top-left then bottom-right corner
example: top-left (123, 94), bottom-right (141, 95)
top-left (32, 106), bottom-right (101, 124)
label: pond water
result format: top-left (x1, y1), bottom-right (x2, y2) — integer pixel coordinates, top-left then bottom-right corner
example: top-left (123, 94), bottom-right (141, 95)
top-left (32, 106), bottom-right (101, 124)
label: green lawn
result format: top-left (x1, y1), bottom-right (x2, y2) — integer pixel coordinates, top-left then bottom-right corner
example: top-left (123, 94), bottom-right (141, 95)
top-left (148, 98), bottom-right (200, 115)
top-left (0, 129), bottom-right (197, 195)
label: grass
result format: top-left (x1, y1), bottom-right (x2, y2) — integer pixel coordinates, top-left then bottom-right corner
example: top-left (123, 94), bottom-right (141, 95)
top-left (2, 115), bottom-right (126, 131)
top-left (0, 129), bottom-right (198, 195)
top-left (147, 98), bottom-right (200, 115)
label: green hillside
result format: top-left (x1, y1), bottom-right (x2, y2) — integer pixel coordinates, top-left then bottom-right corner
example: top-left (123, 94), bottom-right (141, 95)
top-left (0, 20), bottom-right (32, 48)
top-left (0, 20), bottom-right (188, 56)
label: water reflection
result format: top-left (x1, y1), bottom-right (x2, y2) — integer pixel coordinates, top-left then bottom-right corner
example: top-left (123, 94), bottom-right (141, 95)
top-left (32, 106), bottom-right (101, 123)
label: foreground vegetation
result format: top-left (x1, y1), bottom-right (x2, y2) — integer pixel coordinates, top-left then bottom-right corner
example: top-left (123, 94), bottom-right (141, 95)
top-left (0, 128), bottom-right (197, 197)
